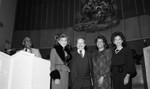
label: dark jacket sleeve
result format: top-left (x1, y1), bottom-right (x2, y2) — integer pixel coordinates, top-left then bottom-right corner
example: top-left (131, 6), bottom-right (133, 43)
top-left (125, 48), bottom-right (137, 78)
top-left (70, 52), bottom-right (77, 85)
top-left (89, 53), bottom-right (94, 84)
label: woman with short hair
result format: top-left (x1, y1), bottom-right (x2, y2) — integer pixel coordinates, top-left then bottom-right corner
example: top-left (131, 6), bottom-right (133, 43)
top-left (93, 35), bottom-right (112, 89)
top-left (111, 31), bottom-right (136, 89)
top-left (50, 33), bottom-right (72, 89)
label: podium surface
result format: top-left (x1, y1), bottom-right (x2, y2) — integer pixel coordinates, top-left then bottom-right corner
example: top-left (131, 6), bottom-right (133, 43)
top-left (0, 51), bottom-right (50, 89)
top-left (0, 52), bottom-right (11, 89)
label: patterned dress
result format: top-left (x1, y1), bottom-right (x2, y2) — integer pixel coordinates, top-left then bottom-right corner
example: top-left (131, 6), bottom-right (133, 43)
top-left (93, 49), bottom-right (112, 89)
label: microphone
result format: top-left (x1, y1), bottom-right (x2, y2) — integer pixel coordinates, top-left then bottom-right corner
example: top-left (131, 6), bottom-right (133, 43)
top-left (25, 46), bottom-right (32, 53)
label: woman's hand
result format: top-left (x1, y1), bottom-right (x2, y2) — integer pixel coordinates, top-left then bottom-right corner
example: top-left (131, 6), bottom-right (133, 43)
top-left (124, 74), bottom-right (130, 85)
top-left (55, 79), bottom-right (60, 85)
top-left (64, 51), bottom-right (68, 57)
top-left (98, 76), bottom-right (104, 87)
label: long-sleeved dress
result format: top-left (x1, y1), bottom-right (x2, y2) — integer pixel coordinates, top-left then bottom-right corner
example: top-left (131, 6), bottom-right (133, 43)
top-left (111, 47), bottom-right (137, 89)
top-left (50, 44), bottom-right (72, 89)
top-left (93, 49), bottom-right (112, 89)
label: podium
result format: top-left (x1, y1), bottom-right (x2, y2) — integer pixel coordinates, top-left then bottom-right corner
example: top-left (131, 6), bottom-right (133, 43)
top-left (143, 46), bottom-right (150, 89)
top-left (0, 51), bottom-right (50, 89)
top-left (132, 65), bottom-right (144, 89)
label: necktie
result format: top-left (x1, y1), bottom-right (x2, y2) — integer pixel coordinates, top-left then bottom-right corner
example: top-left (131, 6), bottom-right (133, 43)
top-left (79, 50), bottom-right (83, 58)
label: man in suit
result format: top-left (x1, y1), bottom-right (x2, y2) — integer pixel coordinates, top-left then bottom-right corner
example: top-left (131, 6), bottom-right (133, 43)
top-left (22, 37), bottom-right (42, 57)
top-left (70, 38), bottom-right (93, 89)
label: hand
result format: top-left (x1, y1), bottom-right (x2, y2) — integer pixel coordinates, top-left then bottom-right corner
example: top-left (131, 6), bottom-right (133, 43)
top-left (64, 51), bottom-right (68, 57)
top-left (55, 79), bottom-right (60, 85)
top-left (124, 74), bottom-right (130, 85)
top-left (98, 76), bottom-right (104, 87)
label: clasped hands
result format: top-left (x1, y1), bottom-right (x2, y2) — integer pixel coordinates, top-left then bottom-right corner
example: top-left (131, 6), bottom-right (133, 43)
top-left (98, 76), bottom-right (104, 87)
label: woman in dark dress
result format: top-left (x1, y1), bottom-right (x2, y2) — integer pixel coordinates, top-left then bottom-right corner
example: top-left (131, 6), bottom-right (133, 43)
top-left (93, 35), bottom-right (112, 89)
top-left (111, 32), bottom-right (136, 89)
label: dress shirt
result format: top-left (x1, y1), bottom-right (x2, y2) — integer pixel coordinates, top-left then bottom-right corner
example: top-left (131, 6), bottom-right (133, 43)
top-left (77, 49), bottom-right (85, 57)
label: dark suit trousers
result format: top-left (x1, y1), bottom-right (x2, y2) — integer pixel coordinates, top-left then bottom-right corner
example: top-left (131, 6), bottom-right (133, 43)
top-left (72, 79), bottom-right (92, 89)
top-left (72, 84), bottom-right (92, 89)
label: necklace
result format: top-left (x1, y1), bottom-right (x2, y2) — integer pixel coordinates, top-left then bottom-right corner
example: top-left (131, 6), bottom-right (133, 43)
top-left (115, 49), bottom-right (120, 54)
top-left (115, 47), bottom-right (123, 54)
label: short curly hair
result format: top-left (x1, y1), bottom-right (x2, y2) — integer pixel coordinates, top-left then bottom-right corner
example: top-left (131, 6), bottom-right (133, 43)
top-left (95, 35), bottom-right (108, 49)
top-left (54, 33), bottom-right (70, 45)
top-left (111, 31), bottom-right (127, 47)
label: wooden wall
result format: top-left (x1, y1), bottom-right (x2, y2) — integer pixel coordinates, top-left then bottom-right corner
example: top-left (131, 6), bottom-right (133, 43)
top-left (11, 0), bottom-right (150, 58)
top-left (12, 15), bottom-right (150, 48)
top-left (0, 0), bottom-right (17, 50)
top-left (13, 0), bottom-right (150, 30)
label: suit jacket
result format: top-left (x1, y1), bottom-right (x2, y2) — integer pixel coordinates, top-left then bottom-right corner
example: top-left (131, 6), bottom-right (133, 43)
top-left (18, 48), bottom-right (42, 57)
top-left (70, 51), bottom-right (93, 87)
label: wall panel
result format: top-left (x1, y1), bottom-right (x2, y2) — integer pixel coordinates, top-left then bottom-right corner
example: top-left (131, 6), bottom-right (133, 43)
top-left (12, 15), bottom-right (150, 49)
top-left (98, 29), bottom-right (112, 43)
top-left (41, 2), bottom-right (48, 29)
top-left (73, 31), bottom-right (85, 46)
top-left (40, 29), bottom-right (61, 48)
top-left (111, 20), bottom-right (126, 37)
top-left (12, 31), bottom-right (30, 49)
top-left (14, 0), bottom-right (150, 31)
top-left (63, 27), bottom-right (74, 46)
top-left (125, 17), bottom-right (140, 40)
top-left (29, 30), bottom-right (41, 48)
top-left (52, 0), bottom-right (59, 28)
top-left (12, 0), bottom-right (150, 49)
top-left (47, 1), bottom-right (53, 29)
top-left (86, 32), bottom-right (98, 46)
top-left (140, 15), bottom-right (150, 38)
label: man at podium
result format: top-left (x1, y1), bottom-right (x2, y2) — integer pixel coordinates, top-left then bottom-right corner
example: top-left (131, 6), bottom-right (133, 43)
top-left (21, 37), bottom-right (42, 57)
